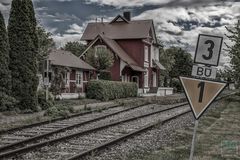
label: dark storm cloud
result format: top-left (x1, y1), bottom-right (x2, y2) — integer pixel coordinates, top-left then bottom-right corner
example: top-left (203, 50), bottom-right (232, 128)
top-left (0, 0), bottom-right (239, 67)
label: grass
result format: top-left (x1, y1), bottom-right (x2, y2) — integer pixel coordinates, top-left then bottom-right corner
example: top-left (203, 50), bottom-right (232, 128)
top-left (123, 94), bottom-right (240, 160)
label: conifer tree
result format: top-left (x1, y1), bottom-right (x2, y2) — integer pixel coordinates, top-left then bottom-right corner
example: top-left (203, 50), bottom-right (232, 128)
top-left (0, 11), bottom-right (16, 111)
top-left (8, 0), bottom-right (38, 111)
top-left (24, 0), bottom-right (38, 50)
top-left (0, 11), bottom-right (11, 94)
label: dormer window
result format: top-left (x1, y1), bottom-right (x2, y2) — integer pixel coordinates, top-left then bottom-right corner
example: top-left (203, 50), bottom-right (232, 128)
top-left (110, 15), bottom-right (129, 24)
top-left (95, 45), bottom-right (107, 57)
top-left (116, 17), bottom-right (125, 22)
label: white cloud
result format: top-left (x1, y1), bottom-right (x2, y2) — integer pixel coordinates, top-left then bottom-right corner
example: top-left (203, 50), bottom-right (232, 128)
top-left (84, 0), bottom-right (172, 7)
top-left (133, 3), bottom-right (239, 66)
top-left (84, 0), bottom-right (237, 8)
top-left (66, 23), bottom-right (84, 34)
top-left (51, 23), bottom-right (86, 47)
top-left (52, 33), bottom-right (81, 48)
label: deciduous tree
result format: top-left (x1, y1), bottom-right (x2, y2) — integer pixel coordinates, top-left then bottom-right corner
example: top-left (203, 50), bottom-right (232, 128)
top-left (64, 41), bottom-right (87, 57)
top-left (225, 21), bottom-right (240, 87)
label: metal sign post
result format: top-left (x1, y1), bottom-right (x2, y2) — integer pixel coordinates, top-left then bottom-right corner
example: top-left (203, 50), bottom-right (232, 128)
top-left (189, 120), bottom-right (199, 160)
top-left (179, 34), bottom-right (226, 160)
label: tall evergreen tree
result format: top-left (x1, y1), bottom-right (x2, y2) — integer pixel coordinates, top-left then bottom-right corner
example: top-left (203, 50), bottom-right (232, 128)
top-left (0, 11), bottom-right (17, 111)
top-left (0, 11), bottom-right (11, 95)
top-left (8, 0), bottom-right (38, 111)
top-left (24, 0), bottom-right (38, 50)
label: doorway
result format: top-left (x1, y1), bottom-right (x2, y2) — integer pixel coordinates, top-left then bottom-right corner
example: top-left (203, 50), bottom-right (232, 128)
top-left (131, 76), bottom-right (139, 88)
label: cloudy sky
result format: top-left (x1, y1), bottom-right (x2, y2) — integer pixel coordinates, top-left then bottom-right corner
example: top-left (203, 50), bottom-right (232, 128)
top-left (0, 0), bottom-right (240, 66)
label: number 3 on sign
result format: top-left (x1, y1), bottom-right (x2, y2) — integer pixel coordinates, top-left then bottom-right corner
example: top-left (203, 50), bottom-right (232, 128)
top-left (203, 40), bottom-right (214, 60)
top-left (194, 34), bottom-right (223, 66)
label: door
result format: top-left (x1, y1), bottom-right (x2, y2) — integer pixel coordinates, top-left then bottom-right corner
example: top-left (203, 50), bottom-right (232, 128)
top-left (131, 76), bottom-right (139, 88)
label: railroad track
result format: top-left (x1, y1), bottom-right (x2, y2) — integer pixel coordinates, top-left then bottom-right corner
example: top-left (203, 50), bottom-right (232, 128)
top-left (0, 102), bottom-right (189, 159)
top-left (0, 91), bottom-right (236, 160)
top-left (0, 103), bottom-right (151, 150)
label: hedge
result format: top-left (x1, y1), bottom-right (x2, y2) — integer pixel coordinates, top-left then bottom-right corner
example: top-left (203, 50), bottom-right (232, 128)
top-left (86, 80), bottom-right (138, 101)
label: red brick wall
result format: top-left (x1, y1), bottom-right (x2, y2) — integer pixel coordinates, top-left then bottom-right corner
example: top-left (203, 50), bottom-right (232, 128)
top-left (110, 56), bottom-right (120, 81)
top-left (116, 39), bottom-right (144, 67)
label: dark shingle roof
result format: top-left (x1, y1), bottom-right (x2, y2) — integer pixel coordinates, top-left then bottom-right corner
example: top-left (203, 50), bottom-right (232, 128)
top-left (81, 20), bottom-right (153, 41)
top-left (48, 49), bottom-right (95, 70)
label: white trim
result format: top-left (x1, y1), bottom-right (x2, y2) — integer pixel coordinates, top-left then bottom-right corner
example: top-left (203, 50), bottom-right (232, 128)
top-left (142, 40), bottom-right (152, 45)
top-left (144, 45), bottom-right (149, 62)
top-left (80, 37), bottom-right (100, 58)
top-left (120, 59), bottom-right (127, 76)
top-left (153, 71), bottom-right (157, 87)
top-left (64, 72), bottom-right (70, 87)
top-left (76, 71), bottom-right (83, 87)
top-left (144, 69), bottom-right (149, 88)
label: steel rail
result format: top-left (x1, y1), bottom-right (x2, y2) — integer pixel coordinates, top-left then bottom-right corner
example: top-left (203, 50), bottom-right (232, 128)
top-left (0, 91), bottom-right (235, 159)
top-left (0, 103), bottom-right (149, 153)
top-left (68, 110), bottom-right (191, 160)
top-left (67, 91), bottom-right (237, 160)
top-left (0, 104), bottom-right (121, 135)
top-left (0, 103), bottom-right (188, 159)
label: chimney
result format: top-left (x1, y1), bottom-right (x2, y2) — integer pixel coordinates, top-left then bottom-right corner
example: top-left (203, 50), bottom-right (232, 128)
top-left (123, 11), bottom-right (131, 21)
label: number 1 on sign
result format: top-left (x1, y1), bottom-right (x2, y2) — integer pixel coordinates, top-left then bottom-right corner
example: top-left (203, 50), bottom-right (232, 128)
top-left (198, 82), bottom-right (205, 103)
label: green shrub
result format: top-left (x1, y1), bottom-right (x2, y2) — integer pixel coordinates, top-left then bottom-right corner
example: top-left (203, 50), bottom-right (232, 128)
top-left (37, 90), bottom-right (54, 110)
top-left (0, 92), bottom-right (18, 112)
top-left (86, 80), bottom-right (138, 101)
top-left (45, 105), bottom-right (75, 118)
top-left (172, 78), bottom-right (182, 92)
top-left (98, 71), bottom-right (111, 80)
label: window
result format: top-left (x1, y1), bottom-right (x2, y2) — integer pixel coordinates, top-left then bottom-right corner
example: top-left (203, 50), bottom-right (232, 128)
top-left (154, 47), bottom-right (159, 61)
top-left (76, 72), bottom-right (82, 86)
top-left (95, 45), bottom-right (107, 57)
top-left (44, 72), bottom-right (52, 82)
top-left (64, 72), bottom-right (69, 86)
top-left (144, 69), bottom-right (148, 87)
top-left (144, 45), bottom-right (149, 62)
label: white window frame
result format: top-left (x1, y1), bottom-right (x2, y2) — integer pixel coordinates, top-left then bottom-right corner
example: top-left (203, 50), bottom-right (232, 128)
top-left (144, 45), bottom-right (149, 62)
top-left (144, 69), bottom-right (149, 88)
top-left (154, 47), bottom-right (159, 61)
top-left (152, 71), bottom-right (157, 87)
top-left (76, 71), bottom-right (83, 87)
top-left (64, 72), bottom-right (70, 86)
top-left (95, 45), bottom-right (107, 57)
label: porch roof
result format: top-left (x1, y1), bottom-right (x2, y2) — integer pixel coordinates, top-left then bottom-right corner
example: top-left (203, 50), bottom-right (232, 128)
top-left (48, 49), bottom-right (95, 70)
top-left (129, 64), bottom-right (145, 72)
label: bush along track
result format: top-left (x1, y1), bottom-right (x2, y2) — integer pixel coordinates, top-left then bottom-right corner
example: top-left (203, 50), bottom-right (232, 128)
top-left (86, 80), bottom-right (138, 101)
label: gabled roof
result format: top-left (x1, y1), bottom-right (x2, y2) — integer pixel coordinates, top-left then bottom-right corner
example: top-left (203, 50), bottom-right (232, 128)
top-left (81, 20), bottom-right (154, 41)
top-left (80, 34), bottom-right (145, 72)
top-left (109, 15), bottom-right (129, 24)
top-left (48, 49), bottom-right (95, 70)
